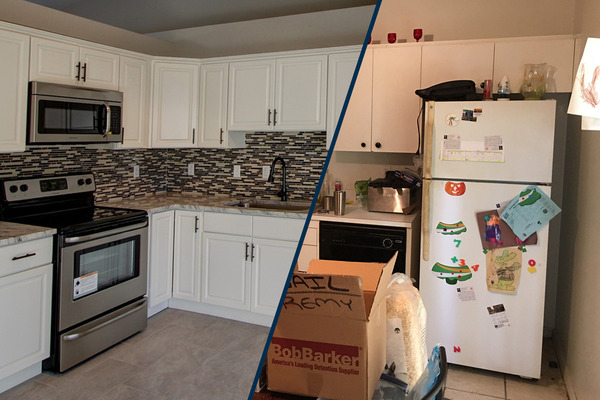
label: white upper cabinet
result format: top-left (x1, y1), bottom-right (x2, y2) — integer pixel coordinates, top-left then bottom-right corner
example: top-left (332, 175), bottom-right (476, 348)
top-left (228, 59), bottom-right (274, 131)
top-left (493, 37), bottom-right (575, 93)
top-left (275, 55), bottom-right (327, 131)
top-left (198, 63), bottom-right (229, 147)
top-left (372, 45), bottom-right (422, 153)
top-left (421, 41), bottom-right (494, 89)
top-left (30, 37), bottom-right (119, 90)
top-left (228, 55), bottom-right (327, 132)
top-left (119, 55), bottom-right (150, 148)
top-left (151, 62), bottom-right (199, 148)
top-left (335, 48), bottom-right (373, 152)
top-left (0, 29), bottom-right (29, 153)
top-left (326, 51), bottom-right (360, 149)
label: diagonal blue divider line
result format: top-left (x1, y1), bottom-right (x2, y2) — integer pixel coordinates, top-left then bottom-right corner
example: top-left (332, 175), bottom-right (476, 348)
top-left (246, 2), bottom-right (382, 398)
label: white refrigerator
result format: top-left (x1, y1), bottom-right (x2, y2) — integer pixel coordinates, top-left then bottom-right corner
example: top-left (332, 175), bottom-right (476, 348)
top-left (419, 100), bottom-right (556, 378)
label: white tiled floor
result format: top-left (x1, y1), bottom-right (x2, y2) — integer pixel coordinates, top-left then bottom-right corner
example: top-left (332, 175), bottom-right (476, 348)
top-left (443, 339), bottom-right (569, 400)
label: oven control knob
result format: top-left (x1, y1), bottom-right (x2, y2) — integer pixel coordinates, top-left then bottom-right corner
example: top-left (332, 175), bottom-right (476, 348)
top-left (85, 178), bottom-right (92, 185)
top-left (78, 179), bottom-right (85, 186)
top-left (19, 184), bottom-right (28, 192)
top-left (9, 185), bottom-right (18, 193)
top-left (382, 238), bottom-right (393, 248)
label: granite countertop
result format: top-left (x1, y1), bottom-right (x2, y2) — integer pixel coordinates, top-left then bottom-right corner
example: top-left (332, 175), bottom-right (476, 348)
top-left (98, 192), bottom-right (311, 219)
top-left (0, 221), bottom-right (56, 247)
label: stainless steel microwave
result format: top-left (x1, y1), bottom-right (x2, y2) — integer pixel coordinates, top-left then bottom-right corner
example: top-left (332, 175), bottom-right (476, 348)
top-left (28, 81), bottom-right (123, 144)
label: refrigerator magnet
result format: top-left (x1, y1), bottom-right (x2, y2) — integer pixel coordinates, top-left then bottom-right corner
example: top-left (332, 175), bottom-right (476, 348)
top-left (445, 181), bottom-right (466, 196)
top-left (445, 114), bottom-right (459, 126)
top-left (432, 262), bottom-right (473, 285)
top-left (436, 221), bottom-right (467, 235)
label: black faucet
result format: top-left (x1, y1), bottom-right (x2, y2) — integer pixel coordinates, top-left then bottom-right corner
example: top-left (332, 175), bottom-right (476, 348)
top-left (267, 157), bottom-right (288, 201)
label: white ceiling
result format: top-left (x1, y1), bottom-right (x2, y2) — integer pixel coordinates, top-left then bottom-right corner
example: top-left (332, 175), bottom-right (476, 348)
top-left (24, 0), bottom-right (376, 34)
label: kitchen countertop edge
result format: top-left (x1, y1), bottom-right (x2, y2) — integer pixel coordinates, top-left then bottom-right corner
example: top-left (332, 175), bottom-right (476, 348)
top-left (0, 221), bottom-right (56, 247)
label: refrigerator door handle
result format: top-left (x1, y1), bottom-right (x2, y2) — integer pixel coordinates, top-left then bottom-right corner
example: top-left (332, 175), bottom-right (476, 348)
top-left (423, 101), bottom-right (435, 179)
top-left (422, 179), bottom-right (431, 261)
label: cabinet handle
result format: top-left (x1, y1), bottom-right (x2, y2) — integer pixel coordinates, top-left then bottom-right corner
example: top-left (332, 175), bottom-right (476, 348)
top-left (375, 142), bottom-right (382, 149)
top-left (361, 142), bottom-right (366, 148)
top-left (251, 244), bottom-right (256, 262)
top-left (192, 128), bottom-right (196, 143)
top-left (75, 62), bottom-right (81, 81)
top-left (273, 109), bottom-right (277, 126)
top-left (194, 216), bottom-right (199, 233)
top-left (219, 128), bottom-right (224, 144)
top-left (245, 243), bottom-right (250, 261)
top-left (82, 63), bottom-right (87, 82)
top-left (268, 109), bottom-right (272, 126)
top-left (12, 252), bottom-right (36, 261)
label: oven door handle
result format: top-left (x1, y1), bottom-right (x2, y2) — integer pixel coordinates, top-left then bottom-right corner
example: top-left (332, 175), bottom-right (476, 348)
top-left (62, 298), bottom-right (147, 342)
top-left (64, 221), bottom-right (147, 244)
top-left (103, 103), bottom-right (111, 137)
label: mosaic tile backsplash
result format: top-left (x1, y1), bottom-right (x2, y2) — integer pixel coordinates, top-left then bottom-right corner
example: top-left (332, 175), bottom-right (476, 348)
top-left (0, 131), bottom-right (327, 203)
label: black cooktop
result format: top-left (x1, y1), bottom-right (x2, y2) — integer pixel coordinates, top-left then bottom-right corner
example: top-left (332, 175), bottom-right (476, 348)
top-left (0, 173), bottom-right (147, 236)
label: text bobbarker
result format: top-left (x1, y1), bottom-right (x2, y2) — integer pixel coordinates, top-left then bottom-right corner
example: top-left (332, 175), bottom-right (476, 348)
top-left (271, 337), bottom-right (360, 367)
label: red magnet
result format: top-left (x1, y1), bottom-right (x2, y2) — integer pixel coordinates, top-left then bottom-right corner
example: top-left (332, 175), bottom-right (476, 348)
top-left (528, 259), bottom-right (536, 266)
top-left (445, 181), bottom-right (466, 196)
top-left (454, 346), bottom-right (461, 353)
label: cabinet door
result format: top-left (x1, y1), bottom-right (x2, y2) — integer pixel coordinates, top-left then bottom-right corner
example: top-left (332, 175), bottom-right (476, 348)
top-left (79, 46), bottom-right (119, 90)
top-left (372, 46), bottom-right (422, 153)
top-left (173, 211), bottom-right (202, 302)
top-left (336, 48), bottom-right (373, 152)
top-left (494, 38), bottom-right (575, 93)
top-left (30, 37), bottom-right (79, 86)
top-left (251, 238), bottom-right (297, 316)
top-left (151, 62), bottom-right (198, 148)
top-left (228, 59), bottom-right (275, 131)
top-left (0, 30), bottom-right (29, 153)
top-left (148, 211), bottom-right (174, 312)
top-left (327, 51), bottom-right (360, 149)
top-left (421, 42), bottom-right (494, 89)
top-left (119, 55), bottom-right (149, 148)
top-left (198, 63), bottom-right (228, 147)
top-left (275, 55), bottom-right (327, 131)
top-left (0, 264), bottom-right (52, 380)
top-left (202, 232), bottom-right (251, 310)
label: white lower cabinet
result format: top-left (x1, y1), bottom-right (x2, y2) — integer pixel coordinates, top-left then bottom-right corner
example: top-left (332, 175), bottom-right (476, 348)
top-left (202, 232), bottom-right (251, 310)
top-left (173, 211), bottom-right (202, 302)
top-left (0, 237), bottom-right (52, 394)
top-left (251, 237), bottom-right (297, 315)
top-left (147, 210), bottom-right (174, 316)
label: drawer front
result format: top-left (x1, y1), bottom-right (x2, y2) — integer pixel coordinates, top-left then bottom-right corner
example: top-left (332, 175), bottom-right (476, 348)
top-left (203, 212), bottom-right (252, 236)
top-left (253, 216), bottom-right (304, 242)
top-left (303, 227), bottom-right (317, 246)
top-left (0, 237), bottom-right (53, 278)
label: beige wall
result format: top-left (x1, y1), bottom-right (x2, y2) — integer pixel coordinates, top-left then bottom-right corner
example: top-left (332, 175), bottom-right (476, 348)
top-left (371, 0), bottom-right (575, 44)
top-left (553, 2), bottom-right (600, 400)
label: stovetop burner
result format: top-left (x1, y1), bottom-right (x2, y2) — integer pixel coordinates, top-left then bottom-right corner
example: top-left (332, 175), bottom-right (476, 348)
top-left (0, 173), bottom-right (147, 235)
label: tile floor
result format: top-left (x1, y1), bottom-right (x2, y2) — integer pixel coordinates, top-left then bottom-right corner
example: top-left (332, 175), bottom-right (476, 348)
top-left (0, 309), bottom-right (569, 400)
top-left (444, 339), bottom-right (569, 400)
top-left (0, 309), bottom-right (269, 400)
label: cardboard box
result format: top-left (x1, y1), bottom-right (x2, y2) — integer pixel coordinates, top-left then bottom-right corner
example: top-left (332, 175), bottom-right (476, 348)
top-left (267, 253), bottom-right (396, 400)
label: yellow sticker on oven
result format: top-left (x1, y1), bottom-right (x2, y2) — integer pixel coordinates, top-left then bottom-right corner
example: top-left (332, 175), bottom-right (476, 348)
top-left (73, 271), bottom-right (98, 299)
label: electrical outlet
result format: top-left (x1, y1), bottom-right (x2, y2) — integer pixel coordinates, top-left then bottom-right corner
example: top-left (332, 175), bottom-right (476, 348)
top-left (187, 163), bottom-right (194, 176)
top-left (262, 166), bottom-right (271, 179)
top-left (133, 165), bottom-right (139, 178)
top-left (233, 165), bottom-right (241, 178)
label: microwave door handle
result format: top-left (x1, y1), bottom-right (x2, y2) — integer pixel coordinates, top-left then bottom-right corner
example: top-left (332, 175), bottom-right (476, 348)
top-left (103, 103), bottom-right (111, 137)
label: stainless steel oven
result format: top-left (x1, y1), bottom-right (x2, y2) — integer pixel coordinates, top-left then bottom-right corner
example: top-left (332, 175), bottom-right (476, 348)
top-left (0, 173), bottom-right (148, 372)
top-left (28, 81), bottom-right (123, 144)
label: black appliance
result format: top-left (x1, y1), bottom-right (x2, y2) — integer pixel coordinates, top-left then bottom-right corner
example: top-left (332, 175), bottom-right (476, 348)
top-left (0, 173), bottom-right (148, 372)
top-left (319, 221), bottom-right (406, 273)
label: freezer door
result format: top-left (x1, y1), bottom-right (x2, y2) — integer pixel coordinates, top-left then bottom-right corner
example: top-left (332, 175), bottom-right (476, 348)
top-left (420, 179), bottom-right (550, 378)
top-left (424, 100), bottom-right (556, 184)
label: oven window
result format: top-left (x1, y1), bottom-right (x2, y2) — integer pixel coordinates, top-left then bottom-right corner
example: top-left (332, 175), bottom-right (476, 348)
top-left (73, 236), bottom-right (140, 300)
top-left (38, 100), bottom-right (106, 135)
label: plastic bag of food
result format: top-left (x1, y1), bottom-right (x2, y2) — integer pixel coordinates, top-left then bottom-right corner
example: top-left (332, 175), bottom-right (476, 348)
top-left (406, 345), bottom-right (442, 400)
top-left (385, 273), bottom-right (428, 387)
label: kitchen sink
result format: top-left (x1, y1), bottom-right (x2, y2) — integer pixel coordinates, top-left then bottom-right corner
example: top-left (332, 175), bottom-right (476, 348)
top-left (225, 199), bottom-right (312, 211)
